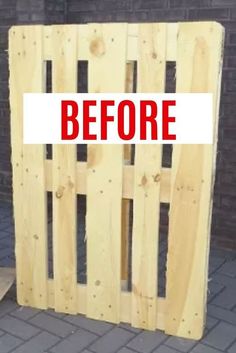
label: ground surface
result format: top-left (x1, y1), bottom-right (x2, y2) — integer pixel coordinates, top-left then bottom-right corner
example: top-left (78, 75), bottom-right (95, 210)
top-left (0, 200), bottom-right (236, 353)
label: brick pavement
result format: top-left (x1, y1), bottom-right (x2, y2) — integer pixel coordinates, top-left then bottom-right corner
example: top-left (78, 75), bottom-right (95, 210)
top-left (0, 201), bottom-right (236, 353)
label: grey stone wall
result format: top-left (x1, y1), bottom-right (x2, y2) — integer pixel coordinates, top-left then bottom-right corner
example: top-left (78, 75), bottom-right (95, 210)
top-left (0, 0), bottom-right (235, 249)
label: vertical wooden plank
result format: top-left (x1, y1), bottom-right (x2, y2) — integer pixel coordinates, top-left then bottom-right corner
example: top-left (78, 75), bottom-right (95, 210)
top-left (131, 23), bottom-right (166, 330)
top-left (86, 23), bottom-right (127, 323)
top-left (9, 26), bottom-right (48, 309)
top-left (165, 22), bottom-right (224, 339)
top-left (52, 25), bottom-right (77, 314)
top-left (121, 62), bottom-right (134, 289)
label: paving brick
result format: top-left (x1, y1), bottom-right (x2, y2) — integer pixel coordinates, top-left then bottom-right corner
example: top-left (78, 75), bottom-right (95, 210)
top-left (0, 333), bottom-right (22, 353)
top-left (30, 312), bottom-right (76, 338)
top-left (208, 256), bottom-right (225, 274)
top-left (89, 327), bottom-right (135, 353)
top-left (11, 331), bottom-right (60, 353)
top-left (205, 316), bottom-right (218, 331)
top-left (127, 330), bottom-right (167, 353)
top-left (0, 299), bottom-right (18, 318)
top-left (10, 306), bottom-right (41, 320)
top-left (165, 337), bottom-right (196, 352)
top-left (0, 315), bottom-right (39, 339)
top-left (203, 321), bottom-right (236, 350)
top-left (152, 345), bottom-right (179, 353)
top-left (117, 348), bottom-right (139, 353)
top-left (211, 288), bottom-right (236, 309)
top-left (207, 281), bottom-right (224, 302)
top-left (64, 314), bottom-right (114, 335)
top-left (211, 274), bottom-right (236, 289)
top-left (228, 340), bottom-right (236, 353)
top-left (218, 259), bottom-right (236, 277)
top-left (50, 328), bottom-right (97, 353)
top-left (191, 343), bottom-right (224, 353)
top-left (208, 304), bottom-right (236, 325)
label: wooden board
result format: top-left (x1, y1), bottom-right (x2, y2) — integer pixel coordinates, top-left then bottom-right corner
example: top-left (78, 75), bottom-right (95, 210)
top-left (165, 22), bottom-right (224, 339)
top-left (52, 25), bottom-right (78, 314)
top-left (9, 26), bottom-right (48, 309)
top-left (45, 161), bottom-right (171, 203)
top-left (131, 23), bottom-right (166, 330)
top-left (86, 23), bottom-right (127, 323)
top-left (43, 23), bottom-right (178, 62)
top-left (47, 280), bottom-right (166, 331)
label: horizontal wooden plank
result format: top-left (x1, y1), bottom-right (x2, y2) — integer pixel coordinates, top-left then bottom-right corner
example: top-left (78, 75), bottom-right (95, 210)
top-left (43, 23), bottom-right (178, 61)
top-left (47, 280), bottom-right (166, 331)
top-left (45, 160), bottom-right (170, 203)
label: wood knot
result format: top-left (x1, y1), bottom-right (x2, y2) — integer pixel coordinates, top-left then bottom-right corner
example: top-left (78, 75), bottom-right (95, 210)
top-left (55, 186), bottom-right (65, 199)
top-left (68, 178), bottom-right (74, 189)
top-left (153, 173), bottom-right (161, 183)
top-left (89, 38), bottom-right (106, 57)
top-left (141, 174), bottom-right (147, 187)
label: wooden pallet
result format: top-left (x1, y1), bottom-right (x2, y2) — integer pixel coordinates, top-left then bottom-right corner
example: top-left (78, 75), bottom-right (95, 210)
top-left (9, 22), bottom-right (224, 339)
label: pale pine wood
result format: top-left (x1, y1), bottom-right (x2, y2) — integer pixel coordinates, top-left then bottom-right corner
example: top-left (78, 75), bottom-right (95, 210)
top-left (137, 23), bottom-right (167, 93)
top-left (52, 25), bottom-right (77, 314)
top-left (45, 160), bottom-right (171, 203)
top-left (165, 22), bottom-right (224, 339)
top-left (86, 23), bottom-right (127, 323)
top-left (47, 280), bottom-right (166, 331)
top-left (9, 26), bottom-right (48, 309)
top-left (131, 23), bottom-right (166, 330)
top-left (44, 23), bottom-right (177, 62)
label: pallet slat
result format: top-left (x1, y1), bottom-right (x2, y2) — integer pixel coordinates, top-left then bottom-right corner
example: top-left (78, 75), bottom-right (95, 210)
top-left (131, 23), bottom-right (166, 330)
top-left (86, 23), bottom-right (127, 323)
top-left (165, 22), bottom-right (224, 339)
top-left (9, 26), bottom-right (48, 309)
top-left (52, 25), bottom-right (78, 314)
top-left (45, 161), bottom-right (171, 203)
top-left (43, 23), bottom-right (178, 62)
top-left (47, 280), bottom-right (166, 331)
